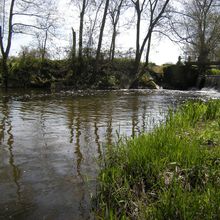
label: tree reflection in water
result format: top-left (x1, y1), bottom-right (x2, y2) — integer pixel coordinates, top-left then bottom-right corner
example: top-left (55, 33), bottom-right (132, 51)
top-left (0, 97), bottom-right (24, 216)
top-left (0, 89), bottom-right (218, 219)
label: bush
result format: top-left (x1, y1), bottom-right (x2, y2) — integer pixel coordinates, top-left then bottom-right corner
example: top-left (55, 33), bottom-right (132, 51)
top-left (9, 55), bottom-right (41, 86)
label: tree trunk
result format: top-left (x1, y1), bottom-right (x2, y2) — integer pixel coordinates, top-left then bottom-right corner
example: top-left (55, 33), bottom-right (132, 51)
top-left (87, 0), bottom-right (104, 49)
top-left (0, 0), bottom-right (16, 89)
top-left (42, 29), bottom-right (48, 63)
top-left (133, 1), bottom-right (142, 77)
top-left (109, 0), bottom-right (124, 61)
top-left (131, 29), bottom-right (153, 90)
top-left (71, 27), bottom-right (76, 61)
top-left (130, 0), bottom-right (170, 88)
top-left (79, 0), bottom-right (87, 61)
top-left (109, 25), bottom-right (117, 61)
top-left (96, 0), bottom-right (110, 66)
top-left (198, 48), bottom-right (209, 75)
top-left (145, 31), bottom-right (152, 65)
top-left (135, 11), bottom-right (141, 68)
top-left (1, 57), bottom-right (8, 89)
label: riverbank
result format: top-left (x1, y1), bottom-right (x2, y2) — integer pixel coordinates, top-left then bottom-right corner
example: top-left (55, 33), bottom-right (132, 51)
top-left (95, 100), bottom-right (220, 219)
top-left (2, 55), bottom-right (220, 90)
top-left (0, 56), bottom-right (162, 90)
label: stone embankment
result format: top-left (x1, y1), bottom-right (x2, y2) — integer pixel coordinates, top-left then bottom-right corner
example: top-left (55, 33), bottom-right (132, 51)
top-left (197, 75), bottom-right (220, 91)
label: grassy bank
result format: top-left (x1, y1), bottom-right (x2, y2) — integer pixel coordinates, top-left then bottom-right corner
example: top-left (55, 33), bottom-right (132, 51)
top-left (95, 100), bottom-right (220, 219)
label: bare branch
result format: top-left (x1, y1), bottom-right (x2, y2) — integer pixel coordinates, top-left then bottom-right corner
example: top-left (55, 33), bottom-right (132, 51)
top-left (12, 23), bottom-right (46, 30)
top-left (13, 12), bottom-right (44, 19)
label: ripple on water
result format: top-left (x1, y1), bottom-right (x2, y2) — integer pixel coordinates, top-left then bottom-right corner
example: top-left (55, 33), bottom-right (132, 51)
top-left (0, 89), bottom-right (220, 219)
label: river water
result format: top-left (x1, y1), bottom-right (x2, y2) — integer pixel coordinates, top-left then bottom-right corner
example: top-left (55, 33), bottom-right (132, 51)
top-left (0, 88), bottom-right (220, 220)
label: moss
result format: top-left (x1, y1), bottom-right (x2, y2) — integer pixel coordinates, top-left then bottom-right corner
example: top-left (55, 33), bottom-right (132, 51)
top-left (138, 73), bottom-right (159, 89)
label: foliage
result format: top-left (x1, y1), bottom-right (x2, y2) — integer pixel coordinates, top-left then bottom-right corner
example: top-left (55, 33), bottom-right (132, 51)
top-left (206, 68), bottom-right (220, 76)
top-left (95, 100), bottom-right (220, 219)
top-left (7, 52), bottom-right (69, 87)
top-left (9, 56), bottom-right (40, 85)
top-left (172, 0), bottom-right (220, 63)
top-left (1, 52), bottom-right (161, 89)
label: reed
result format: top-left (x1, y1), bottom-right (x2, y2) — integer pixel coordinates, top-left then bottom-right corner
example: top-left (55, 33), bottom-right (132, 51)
top-left (95, 100), bottom-right (220, 219)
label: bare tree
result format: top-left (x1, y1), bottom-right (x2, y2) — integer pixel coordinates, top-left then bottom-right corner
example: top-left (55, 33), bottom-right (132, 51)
top-left (86, 0), bottom-right (104, 50)
top-left (144, 0), bottom-right (171, 65)
top-left (108, 0), bottom-right (128, 61)
top-left (131, 0), bottom-right (170, 71)
top-left (130, 0), bottom-right (170, 84)
top-left (131, 0), bottom-right (146, 68)
top-left (0, 0), bottom-right (54, 88)
top-left (34, 8), bottom-right (58, 63)
top-left (0, 0), bottom-right (15, 89)
top-left (171, 0), bottom-right (220, 70)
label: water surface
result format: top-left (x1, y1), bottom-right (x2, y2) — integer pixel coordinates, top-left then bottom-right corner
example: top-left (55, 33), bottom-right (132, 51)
top-left (0, 88), bottom-right (219, 219)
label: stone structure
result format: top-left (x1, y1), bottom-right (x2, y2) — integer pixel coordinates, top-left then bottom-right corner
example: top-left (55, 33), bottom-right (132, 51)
top-left (197, 75), bottom-right (220, 91)
top-left (163, 65), bottom-right (199, 90)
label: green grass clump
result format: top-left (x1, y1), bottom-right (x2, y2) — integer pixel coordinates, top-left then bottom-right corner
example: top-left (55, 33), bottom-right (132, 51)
top-left (95, 100), bottom-right (220, 219)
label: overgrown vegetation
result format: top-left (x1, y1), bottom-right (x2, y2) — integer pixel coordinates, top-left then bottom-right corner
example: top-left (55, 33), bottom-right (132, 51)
top-left (0, 53), bottom-right (163, 89)
top-left (95, 100), bottom-right (220, 219)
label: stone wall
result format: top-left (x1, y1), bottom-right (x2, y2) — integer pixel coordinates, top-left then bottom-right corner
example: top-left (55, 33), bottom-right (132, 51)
top-left (163, 65), bottom-right (199, 90)
top-left (203, 75), bottom-right (220, 91)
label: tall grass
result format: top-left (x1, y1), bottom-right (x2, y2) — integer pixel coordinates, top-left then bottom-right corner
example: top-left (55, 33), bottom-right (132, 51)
top-left (95, 100), bottom-right (220, 219)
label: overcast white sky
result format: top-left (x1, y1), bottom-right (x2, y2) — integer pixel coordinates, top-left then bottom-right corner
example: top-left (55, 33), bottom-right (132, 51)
top-left (9, 0), bottom-right (182, 65)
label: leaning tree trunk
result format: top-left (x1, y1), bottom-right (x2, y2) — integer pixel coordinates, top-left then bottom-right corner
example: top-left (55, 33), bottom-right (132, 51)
top-left (145, 30), bottom-right (152, 66)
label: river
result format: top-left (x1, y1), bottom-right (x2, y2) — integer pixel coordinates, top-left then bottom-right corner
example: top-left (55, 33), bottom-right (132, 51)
top-left (0, 88), bottom-right (220, 220)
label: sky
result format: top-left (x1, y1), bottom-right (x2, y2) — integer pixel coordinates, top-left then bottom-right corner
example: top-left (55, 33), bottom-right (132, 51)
top-left (8, 0), bottom-right (182, 65)
top-left (116, 32), bottom-right (182, 65)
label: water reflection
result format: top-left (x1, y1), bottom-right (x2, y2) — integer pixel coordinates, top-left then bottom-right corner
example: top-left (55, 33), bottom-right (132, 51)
top-left (7, 121), bottom-right (22, 204)
top-left (0, 97), bottom-right (23, 218)
top-left (106, 104), bottom-right (113, 147)
top-left (0, 89), bottom-right (219, 219)
top-left (0, 98), bottom-right (7, 144)
top-left (131, 96), bottom-right (139, 138)
top-left (141, 104), bottom-right (147, 132)
top-left (75, 111), bottom-right (83, 179)
top-left (94, 116), bottom-right (102, 159)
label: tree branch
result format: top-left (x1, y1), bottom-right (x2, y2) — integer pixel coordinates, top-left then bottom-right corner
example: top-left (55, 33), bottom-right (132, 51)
top-left (13, 12), bottom-right (44, 19)
top-left (12, 23), bottom-right (47, 30)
